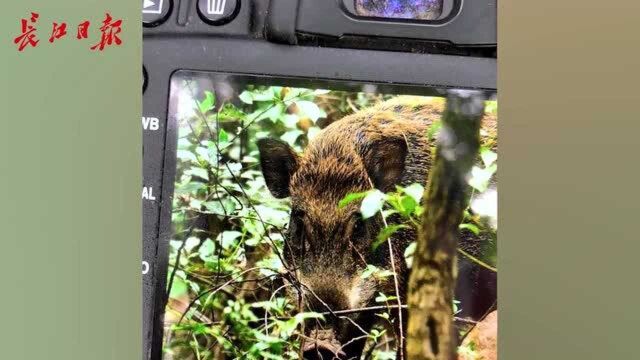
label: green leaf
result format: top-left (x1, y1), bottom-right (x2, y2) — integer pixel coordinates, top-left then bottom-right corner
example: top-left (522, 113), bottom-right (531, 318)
top-left (175, 181), bottom-right (205, 195)
top-left (169, 277), bottom-right (188, 298)
top-left (459, 223), bottom-right (481, 235)
top-left (216, 231), bottom-right (243, 249)
top-left (188, 198), bottom-right (202, 210)
top-left (280, 130), bottom-right (304, 146)
top-left (251, 89), bottom-right (276, 102)
top-left (399, 195), bottom-right (417, 216)
top-left (338, 191), bottom-right (369, 208)
top-left (402, 183), bottom-right (425, 203)
top-left (470, 189), bottom-right (498, 230)
top-left (244, 235), bottom-right (260, 247)
top-left (427, 120), bottom-right (443, 140)
top-left (256, 254), bottom-right (285, 276)
top-left (202, 199), bottom-right (238, 215)
top-left (185, 167), bottom-right (209, 181)
top-left (226, 162), bottom-right (243, 176)
top-left (480, 148), bottom-right (498, 167)
top-left (361, 264), bottom-right (394, 280)
top-left (453, 299), bottom-right (462, 315)
top-left (368, 328), bottom-right (386, 340)
top-left (361, 190), bottom-right (385, 219)
top-left (176, 150), bottom-right (197, 163)
top-left (241, 155), bottom-right (259, 164)
top-left (177, 138), bottom-right (191, 150)
top-left (375, 292), bottom-right (397, 303)
top-left (197, 91), bottom-right (215, 114)
top-left (361, 265), bottom-right (379, 279)
top-left (282, 87), bottom-right (305, 101)
top-left (468, 164), bottom-right (497, 192)
top-left (281, 113), bottom-right (300, 128)
top-left (372, 350), bottom-right (396, 360)
top-left (404, 242), bottom-right (416, 269)
top-left (190, 322), bottom-right (208, 335)
top-left (218, 128), bottom-right (229, 145)
top-left (253, 205), bottom-right (289, 227)
top-left (271, 86), bottom-right (284, 98)
top-left (194, 146), bottom-right (210, 161)
top-left (373, 224), bottom-right (408, 250)
top-left (178, 126), bottom-right (191, 139)
top-left (276, 311), bottom-right (325, 338)
top-left (296, 311), bottom-right (324, 321)
top-left (238, 91), bottom-right (253, 104)
top-left (249, 102), bottom-right (286, 123)
top-left (485, 100), bottom-right (498, 114)
top-left (184, 237), bottom-right (200, 251)
top-left (216, 103), bottom-right (246, 122)
top-left (295, 101), bottom-right (325, 121)
top-left (205, 142), bottom-right (219, 166)
top-left (198, 239), bottom-right (215, 261)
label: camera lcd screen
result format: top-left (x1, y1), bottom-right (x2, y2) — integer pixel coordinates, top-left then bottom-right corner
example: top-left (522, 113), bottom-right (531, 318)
top-left (349, 0), bottom-right (451, 21)
top-left (161, 70), bottom-right (497, 359)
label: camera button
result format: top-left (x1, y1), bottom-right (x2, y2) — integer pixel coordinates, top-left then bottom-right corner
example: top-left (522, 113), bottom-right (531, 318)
top-left (143, 0), bottom-right (172, 27)
top-left (198, 0), bottom-right (240, 26)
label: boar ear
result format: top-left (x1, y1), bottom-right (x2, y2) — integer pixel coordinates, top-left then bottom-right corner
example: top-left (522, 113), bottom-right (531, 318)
top-left (257, 138), bottom-right (299, 198)
top-left (361, 138), bottom-right (408, 192)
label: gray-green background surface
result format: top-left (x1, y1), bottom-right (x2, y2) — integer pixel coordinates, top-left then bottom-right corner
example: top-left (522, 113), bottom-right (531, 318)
top-left (1, 1), bottom-right (141, 359)
top-left (1, 0), bottom-right (639, 359)
top-left (499, 1), bottom-right (640, 358)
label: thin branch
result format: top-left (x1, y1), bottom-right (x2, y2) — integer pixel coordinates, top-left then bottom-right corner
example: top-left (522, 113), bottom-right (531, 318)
top-left (300, 283), bottom-right (370, 336)
top-left (369, 178), bottom-right (405, 360)
top-left (176, 267), bottom-right (278, 325)
top-left (283, 304), bottom-right (475, 325)
top-left (457, 248), bottom-right (497, 273)
top-left (166, 224), bottom-right (196, 297)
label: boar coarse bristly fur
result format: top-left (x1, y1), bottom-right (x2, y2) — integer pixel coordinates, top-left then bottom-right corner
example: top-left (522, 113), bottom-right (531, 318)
top-left (257, 95), bottom-right (496, 360)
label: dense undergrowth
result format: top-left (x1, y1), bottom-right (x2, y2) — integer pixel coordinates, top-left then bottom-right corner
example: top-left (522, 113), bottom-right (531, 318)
top-left (163, 81), bottom-right (497, 360)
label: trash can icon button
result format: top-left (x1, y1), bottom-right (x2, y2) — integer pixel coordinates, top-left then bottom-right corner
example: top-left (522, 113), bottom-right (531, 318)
top-left (198, 0), bottom-right (240, 25)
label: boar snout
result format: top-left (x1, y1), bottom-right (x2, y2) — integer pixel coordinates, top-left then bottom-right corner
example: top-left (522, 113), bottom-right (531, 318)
top-left (302, 329), bottom-right (346, 360)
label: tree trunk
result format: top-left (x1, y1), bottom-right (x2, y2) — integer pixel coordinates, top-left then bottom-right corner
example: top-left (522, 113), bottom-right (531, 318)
top-left (406, 90), bottom-right (485, 360)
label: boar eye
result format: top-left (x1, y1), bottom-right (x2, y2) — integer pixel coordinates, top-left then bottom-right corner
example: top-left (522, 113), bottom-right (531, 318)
top-left (352, 216), bottom-right (367, 238)
top-left (288, 212), bottom-right (308, 256)
top-left (291, 218), bottom-right (305, 240)
top-left (290, 208), bottom-right (305, 218)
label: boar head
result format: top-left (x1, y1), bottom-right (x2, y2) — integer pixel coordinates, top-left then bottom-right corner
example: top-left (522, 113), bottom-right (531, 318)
top-left (257, 135), bottom-right (408, 359)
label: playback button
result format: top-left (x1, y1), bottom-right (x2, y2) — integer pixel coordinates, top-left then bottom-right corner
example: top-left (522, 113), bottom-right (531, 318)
top-left (143, 0), bottom-right (172, 27)
top-left (198, 0), bottom-right (240, 25)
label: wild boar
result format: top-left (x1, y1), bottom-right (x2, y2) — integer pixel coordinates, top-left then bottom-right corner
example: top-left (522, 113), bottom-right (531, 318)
top-left (257, 95), bottom-right (497, 359)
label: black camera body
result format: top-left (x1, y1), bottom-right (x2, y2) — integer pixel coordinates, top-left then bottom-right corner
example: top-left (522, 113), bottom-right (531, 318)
top-left (143, 1), bottom-right (496, 359)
